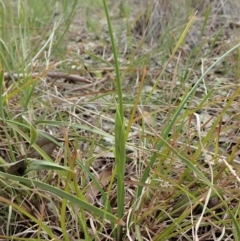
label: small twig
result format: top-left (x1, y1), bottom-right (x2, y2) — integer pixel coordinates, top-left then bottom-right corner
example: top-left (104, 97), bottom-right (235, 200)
top-left (4, 72), bottom-right (92, 83)
top-left (70, 75), bottom-right (109, 91)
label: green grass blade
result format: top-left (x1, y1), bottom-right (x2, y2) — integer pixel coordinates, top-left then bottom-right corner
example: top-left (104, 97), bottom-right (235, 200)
top-left (102, 0), bottom-right (126, 239)
top-left (0, 171), bottom-right (124, 226)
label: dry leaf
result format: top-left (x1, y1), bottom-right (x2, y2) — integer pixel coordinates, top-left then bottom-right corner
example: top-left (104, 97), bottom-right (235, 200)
top-left (85, 167), bottom-right (112, 203)
top-left (7, 134), bottom-right (59, 175)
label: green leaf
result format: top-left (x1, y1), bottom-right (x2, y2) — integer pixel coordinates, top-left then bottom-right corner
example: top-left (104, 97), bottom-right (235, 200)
top-left (25, 160), bottom-right (74, 173)
top-left (0, 171), bottom-right (124, 226)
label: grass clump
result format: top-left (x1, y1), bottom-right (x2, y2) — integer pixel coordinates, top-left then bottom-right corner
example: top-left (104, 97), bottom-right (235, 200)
top-left (1, 0), bottom-right (240, 240)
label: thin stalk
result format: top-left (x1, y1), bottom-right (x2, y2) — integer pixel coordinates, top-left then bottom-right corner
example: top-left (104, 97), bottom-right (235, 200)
top-left (102, 1), bottom-right (126, 240)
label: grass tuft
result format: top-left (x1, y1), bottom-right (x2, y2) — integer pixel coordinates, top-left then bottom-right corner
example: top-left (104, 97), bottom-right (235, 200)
top-left (1, 0), bottom-right (240, 240)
